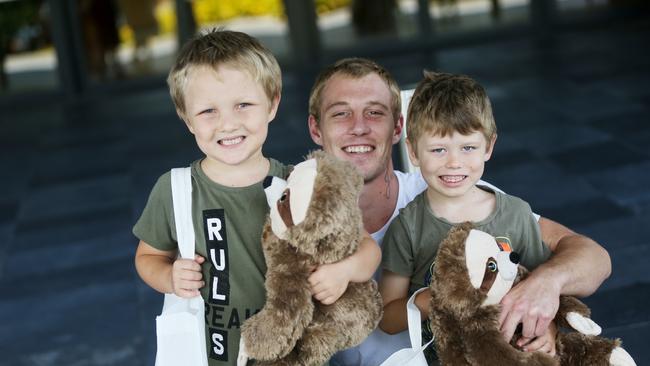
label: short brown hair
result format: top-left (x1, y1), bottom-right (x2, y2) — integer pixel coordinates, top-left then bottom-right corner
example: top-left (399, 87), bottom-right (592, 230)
top-left (308, 57), bottom-right (401, 123)
top-left (167, 28), bottom-right (282, 120)
top-left (406, 71), bottom-right (496, 152)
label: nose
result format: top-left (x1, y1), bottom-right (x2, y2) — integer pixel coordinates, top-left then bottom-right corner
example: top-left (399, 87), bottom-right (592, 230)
top-left (509, 252), bottom-right (520, 264)
top-left (445, 151), bottom-right (461, 168)
top-left (218, 110), bottom-right (239, 132)
top-left (349, 114), bottom-right (371, 136)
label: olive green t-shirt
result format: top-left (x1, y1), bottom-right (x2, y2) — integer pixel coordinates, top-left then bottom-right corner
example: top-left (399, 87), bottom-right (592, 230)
top-left (133, 158), bottom-right (291, 366)
top-left (382, 186), bottom-right (552, 296)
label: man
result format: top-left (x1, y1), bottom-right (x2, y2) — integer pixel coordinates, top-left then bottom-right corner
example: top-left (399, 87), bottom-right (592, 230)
top-left (307, 58), bottom-right (611, 365)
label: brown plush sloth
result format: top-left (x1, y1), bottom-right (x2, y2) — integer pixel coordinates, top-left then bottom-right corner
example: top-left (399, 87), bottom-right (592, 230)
top-left (428, 222), bottom-right (636, 366)
top-left (237, 151), bottom-right (383, 366)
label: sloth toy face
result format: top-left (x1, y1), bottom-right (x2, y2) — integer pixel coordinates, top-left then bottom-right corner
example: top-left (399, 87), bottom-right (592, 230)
top-left (464, 229), bottom-right (520, 306)
top-left (264, 158), bottom-right (318, 240)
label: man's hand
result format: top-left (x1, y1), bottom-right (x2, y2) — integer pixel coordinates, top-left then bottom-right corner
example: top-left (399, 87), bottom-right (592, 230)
top-left (308, 261), bottom-right (350, 305)
top-left (498, 270), bottom-right (561, 342)
top-left (171, 254), bottom-right (205, 298)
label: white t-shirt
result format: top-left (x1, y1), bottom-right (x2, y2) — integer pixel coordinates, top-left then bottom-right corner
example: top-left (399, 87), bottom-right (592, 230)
top-left (331, 171), bottom-right (426, 366)
top-left (331, 171), bottom-right (534, 366)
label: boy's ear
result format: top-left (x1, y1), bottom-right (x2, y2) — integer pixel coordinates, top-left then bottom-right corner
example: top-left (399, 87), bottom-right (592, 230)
top-left (406, 139), bottom-right (420, 168)
top-left (267, 95), bottom-right (281, 123)
top-left (484, 134), bottom-right (497, 161)
top-left (308, 115), bottom-right (323, 146)
top-left (178, 110), bottom-right (195, 134)
top-left (391, 114), bottom-right (404, 145)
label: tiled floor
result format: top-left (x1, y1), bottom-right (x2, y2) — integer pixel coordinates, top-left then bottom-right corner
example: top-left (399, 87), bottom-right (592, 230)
top-left (1, 12), bottom-right (649, 366)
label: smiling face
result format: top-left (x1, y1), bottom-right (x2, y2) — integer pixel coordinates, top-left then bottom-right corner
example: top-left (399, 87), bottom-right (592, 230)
top-left (182, 64), bottom-right (279, 171)
top-left (408, 130), bottom-right (495, 200)
top-left (308, 73), bottom-right (402, 182)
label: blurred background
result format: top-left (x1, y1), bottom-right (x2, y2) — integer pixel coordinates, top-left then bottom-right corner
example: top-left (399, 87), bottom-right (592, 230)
top-left (0, 0), bottom-right (649, 365)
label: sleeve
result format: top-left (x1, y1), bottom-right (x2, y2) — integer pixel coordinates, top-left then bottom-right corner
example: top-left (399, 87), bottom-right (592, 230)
top-left (381, 214), bottom-right (416, 278)
top-left (132, 172), bottom-right (178, 251)
top-left (513, 199), bottom-right (552, 271)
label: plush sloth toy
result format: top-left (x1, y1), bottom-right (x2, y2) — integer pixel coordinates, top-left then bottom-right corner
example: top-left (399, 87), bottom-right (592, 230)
top-left (428, 222), bottom-right (636, 366)
top-left (237, 151), bottom-right (383, 366)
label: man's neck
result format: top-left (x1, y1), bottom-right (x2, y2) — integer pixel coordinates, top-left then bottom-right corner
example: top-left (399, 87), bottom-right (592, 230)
top-left (359, 164), bottom-right (399, 235)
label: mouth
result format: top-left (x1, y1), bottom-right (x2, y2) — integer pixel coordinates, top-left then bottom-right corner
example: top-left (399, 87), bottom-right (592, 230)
top-left (439, 175), bottom-right (467, 184)
top-left (342, 145), bottom-right (374, 154)
top-left (219, 136), bottom-right (245, 146)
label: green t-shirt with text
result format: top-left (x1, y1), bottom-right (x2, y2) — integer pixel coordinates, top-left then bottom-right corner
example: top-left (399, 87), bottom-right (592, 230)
top-left (133, 158), bottom-right (291, 366)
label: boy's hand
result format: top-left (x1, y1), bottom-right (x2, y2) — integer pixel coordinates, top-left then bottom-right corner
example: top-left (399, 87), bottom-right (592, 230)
top-left (518, 321), bottom-right (557, 355)
top-left (308, 262), bottom-right (350, 305)
top-left (171, 254), bottom-right (205, 298)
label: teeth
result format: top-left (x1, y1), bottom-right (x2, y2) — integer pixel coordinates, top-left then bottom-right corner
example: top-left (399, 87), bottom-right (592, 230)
top-left (344, 146), bottom-right (373, 153)
top-left (220, 136), bottom-right (244, 146)
top-left (441, 175), bottom-right (465, 183)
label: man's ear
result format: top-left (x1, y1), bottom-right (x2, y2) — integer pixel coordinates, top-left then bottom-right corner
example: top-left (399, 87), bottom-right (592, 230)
top-left (391, 114), bottom-right (405, 145)
top-left (308, 115), bottom-right (323, 146)
top-left (406, 139), bottom-right (420, 168)
top-left (484, 134), bottom-right (497, 161)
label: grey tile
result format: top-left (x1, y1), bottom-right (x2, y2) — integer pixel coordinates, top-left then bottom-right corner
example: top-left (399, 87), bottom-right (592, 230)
top-left (548, 141), bottom-right (647, 174)
top-left (585, 161), bottom-right (650, 209)
top-left (508, 125), bottom-right (611, 156)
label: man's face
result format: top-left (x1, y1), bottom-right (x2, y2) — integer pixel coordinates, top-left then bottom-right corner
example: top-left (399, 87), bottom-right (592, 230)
top-left (308, 73), bottom-right (402, 182)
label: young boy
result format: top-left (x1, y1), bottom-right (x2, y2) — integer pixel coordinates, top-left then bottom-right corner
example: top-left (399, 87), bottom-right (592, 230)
top-left (378, 71), bottom-right (554, 361)
top-left (133, 29), bottom-right (379, 365)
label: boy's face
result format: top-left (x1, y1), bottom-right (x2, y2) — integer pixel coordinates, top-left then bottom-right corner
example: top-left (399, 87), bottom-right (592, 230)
top-left (407, 130), bottom-right (496, 199)
top-left (182, 65), bottom-right (279, 169)
top-left (308, 73), bottom-right (402, 183)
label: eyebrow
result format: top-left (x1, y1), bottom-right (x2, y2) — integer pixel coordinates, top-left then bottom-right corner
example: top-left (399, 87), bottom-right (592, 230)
top-left (323, 100), bottom-right (389, 113)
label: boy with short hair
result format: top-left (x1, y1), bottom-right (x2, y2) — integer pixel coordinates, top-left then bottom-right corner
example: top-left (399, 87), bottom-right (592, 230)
top-left (379, 71), bottom-right (554, 360)
top-left (133, 29), bottom-right (379, 365)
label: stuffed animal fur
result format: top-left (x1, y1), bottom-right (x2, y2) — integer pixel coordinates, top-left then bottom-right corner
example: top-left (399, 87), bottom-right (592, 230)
top-left (237, 150), bottom-right (383, 366)
top-left (428, 222), bottom-right (636, 366)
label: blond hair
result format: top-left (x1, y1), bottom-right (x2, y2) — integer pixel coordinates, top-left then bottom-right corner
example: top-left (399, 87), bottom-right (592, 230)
top-left (167, 28), bottom-right (282, 120)
top-left (407, 71), bottom-right (496, 152)
top-left (308, 57), bottom-right (401, 123)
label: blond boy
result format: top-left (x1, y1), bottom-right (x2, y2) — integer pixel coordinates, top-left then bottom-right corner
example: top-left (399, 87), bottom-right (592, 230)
top-left (133, 29), bottom-right (379, 365)
top-left (379, 71), bottom-right (556, 361)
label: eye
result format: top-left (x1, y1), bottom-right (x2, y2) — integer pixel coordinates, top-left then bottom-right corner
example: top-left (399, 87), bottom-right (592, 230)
top-left (430, 148), bottom-right (445, 154)
top-left (366, 110), bottom-right (385, 118)
top-left (198, 108), bottom-right (216, 115)
top-left (462, 145), bottom-right (477, 152)
top-left (237, 103), bottom-right (252, 110)
top-left (487, 259), bottom-right (498, 272)
top-left (279, 190), bottom-right (288, 202)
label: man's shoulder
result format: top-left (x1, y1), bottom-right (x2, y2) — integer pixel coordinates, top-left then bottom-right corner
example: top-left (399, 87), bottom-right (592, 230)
top-left (394, 170), bottom-right (428, 203)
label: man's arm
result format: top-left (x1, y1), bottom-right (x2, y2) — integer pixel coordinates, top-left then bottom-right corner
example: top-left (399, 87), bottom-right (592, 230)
top-left (499, 217), bottom-right (611, 341)
top-left (309, 230), bottom-right (381, 304)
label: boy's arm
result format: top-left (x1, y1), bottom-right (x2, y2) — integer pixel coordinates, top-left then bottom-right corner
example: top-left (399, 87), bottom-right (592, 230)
top-left (135, 240), bottom-right (205, 297)
top-left (309, 230), bottom-right (381, 305)
top-left (499, 217), bottom-right (611, 342)
top-left (378, 270), bottom-right (429, 334)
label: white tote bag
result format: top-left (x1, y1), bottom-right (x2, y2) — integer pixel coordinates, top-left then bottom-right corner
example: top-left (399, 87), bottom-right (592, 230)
top-left (154, 167), bottom-right (208, 366)
top-left (380, 288), bottom-right (433, 366)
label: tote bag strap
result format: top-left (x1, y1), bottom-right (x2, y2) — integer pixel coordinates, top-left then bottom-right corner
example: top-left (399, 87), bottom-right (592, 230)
top-left (379, 288), bottom-right (434, 366)
top-left (407, 287), bottom-right (434, 350)
top-left (171, 167), bottom-right (195, 260)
